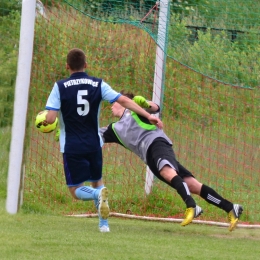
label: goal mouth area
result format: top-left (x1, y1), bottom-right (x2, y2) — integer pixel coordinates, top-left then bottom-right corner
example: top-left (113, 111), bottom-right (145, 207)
top-left (6, 0), bottom-right (260, 225)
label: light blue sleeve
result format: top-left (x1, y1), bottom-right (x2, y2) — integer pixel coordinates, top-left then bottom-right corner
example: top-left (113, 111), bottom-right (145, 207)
top-left (101, 81), bottom-right (121, 103)
top-left (45, 83), bottom-right (60, 111)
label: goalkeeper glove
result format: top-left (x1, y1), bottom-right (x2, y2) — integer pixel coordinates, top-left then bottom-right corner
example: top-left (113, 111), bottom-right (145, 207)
top-left (55, 128), bottom-right (60, 142)
top-left (133, 96), bottom-right (151, 109)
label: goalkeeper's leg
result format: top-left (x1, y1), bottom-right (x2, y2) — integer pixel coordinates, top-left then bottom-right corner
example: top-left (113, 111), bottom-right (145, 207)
top-left (183, 172), bottom-right (243, 231)
top-left (162, 169), bottom-right (203, 226)
top-left (146, 141), bottom-right (203, 226)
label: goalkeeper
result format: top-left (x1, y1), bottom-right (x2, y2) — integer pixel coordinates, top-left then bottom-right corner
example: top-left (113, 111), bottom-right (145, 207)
top-left (99, 90), bottom-right (243, 231)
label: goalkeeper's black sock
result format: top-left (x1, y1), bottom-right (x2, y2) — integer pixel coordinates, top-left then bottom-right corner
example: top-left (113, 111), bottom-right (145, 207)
top-left (200, 184), bottom-right (233, 213)
top-left (170, 175), bottom-right (196, 208)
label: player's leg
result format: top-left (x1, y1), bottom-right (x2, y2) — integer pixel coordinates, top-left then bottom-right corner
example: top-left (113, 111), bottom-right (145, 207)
top-left (92, 180), bottom-right (110, 232)
top-left (179, 163), bottom-right (243, 231)
top-left (63, 153), bottom-right (100, 201)
top-left (146, 139), bottom-right (202, 226)
top-left (159, 165), bottom-right (203, 226)
top-left (159, 165), bottom-right (196, 208)
top-left (88, 148), bottom-right (110, 232)
top-left (63, 151), bottom-right (110, 232)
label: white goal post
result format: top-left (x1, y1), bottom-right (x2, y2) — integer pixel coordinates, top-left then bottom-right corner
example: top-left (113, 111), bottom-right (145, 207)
top-left (145, 0), bottom-right (170, 195)
top-left (6, 0), bottom-right (37, 214)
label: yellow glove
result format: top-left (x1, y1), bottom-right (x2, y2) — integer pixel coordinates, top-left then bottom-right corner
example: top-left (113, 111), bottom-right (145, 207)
top-left (55, 128), bottom-right (60, 142)
top-left (133, 96), bottom-right (151, 108)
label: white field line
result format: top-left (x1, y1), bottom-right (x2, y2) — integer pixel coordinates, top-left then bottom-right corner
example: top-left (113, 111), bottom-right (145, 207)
top-left (66, 212), bottom-right (260, 229)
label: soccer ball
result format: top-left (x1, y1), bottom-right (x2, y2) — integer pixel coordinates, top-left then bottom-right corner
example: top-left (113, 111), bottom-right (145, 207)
top-left (35, 110), bottom-right (58, 133)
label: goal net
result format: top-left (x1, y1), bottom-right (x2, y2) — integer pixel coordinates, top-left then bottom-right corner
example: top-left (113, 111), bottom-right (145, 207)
top-left (18, 0), bottom-right (260, 225)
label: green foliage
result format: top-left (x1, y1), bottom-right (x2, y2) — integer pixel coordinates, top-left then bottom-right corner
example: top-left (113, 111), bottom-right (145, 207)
top-left (173, 0), bottom-right (260, 31)
top-left (0, 11), bottom-right (20, 127)
top-left (171, 0), bottom-right (209, 14)
top-left (192, 0), bottom-right (260, 29)
top-left (168, 13), bottom-right (260, 88)
top-left (84, 0), bottom-right (158, 13)
top-left (0, 0), bottom-right (21, 16)
top-left (41, 0), bottom-right (61, 8)
top-left (66, 0), bottom-right (208, 15)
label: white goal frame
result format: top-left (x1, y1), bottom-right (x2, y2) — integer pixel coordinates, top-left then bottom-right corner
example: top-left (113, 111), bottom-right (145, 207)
top-left (145, 0), bottom-right (170, 194)
top-left (6, 0), bottom-right (37, 214)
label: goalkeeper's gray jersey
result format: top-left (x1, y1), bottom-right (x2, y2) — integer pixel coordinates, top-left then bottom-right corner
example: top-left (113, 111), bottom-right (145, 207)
top-left (104, 109), bottom-right (172, 163)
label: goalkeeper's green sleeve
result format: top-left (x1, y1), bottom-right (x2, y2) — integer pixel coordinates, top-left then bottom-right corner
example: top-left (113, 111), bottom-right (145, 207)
top-left (133, 95), bottom-right (151, 108)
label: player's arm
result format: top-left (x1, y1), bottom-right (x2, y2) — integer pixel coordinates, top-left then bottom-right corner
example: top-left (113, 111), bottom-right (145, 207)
top-left (147, 101), bottom-right (159, 113)
top-left (116, 95), bottom-right (163, 129)
top-left (45, 83), bottom-right (60, 124)
top-left (101, 81), bottom-right (163, 128)
top-left (46, 110), bottom-right (58, 124)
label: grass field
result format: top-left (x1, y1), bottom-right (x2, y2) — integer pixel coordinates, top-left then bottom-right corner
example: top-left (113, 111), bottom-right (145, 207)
top-left (1, 198), bottom-right (260, 260)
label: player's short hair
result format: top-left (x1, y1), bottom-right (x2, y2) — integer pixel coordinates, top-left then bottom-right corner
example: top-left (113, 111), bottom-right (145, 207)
top-left (120, 90), bottom-right (134, 99)
top-left (67, 48), bottom-right (86, 71)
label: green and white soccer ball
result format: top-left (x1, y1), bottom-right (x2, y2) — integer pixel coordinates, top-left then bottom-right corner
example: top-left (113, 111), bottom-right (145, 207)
top-left (35, 110), bottom-right (58, 133)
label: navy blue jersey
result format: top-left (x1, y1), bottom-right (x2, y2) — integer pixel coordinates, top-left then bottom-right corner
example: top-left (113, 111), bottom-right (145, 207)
top-left (46, 72), bottom-right (121, 154)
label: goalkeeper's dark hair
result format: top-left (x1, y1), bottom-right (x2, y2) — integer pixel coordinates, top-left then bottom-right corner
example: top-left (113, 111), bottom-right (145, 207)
top-left (67, 48), bottom-right (86, 71)
top-left (120, 90), bottom-right (134, 99)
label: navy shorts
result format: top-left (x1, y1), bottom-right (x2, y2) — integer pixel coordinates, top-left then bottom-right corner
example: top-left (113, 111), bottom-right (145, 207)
top-left (63, 147), bottom-right (103, 186)
top-left (146, 138), bottom-right (194, 183)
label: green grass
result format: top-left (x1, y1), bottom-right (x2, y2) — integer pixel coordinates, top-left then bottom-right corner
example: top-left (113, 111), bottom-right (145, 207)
top-left (1, 198), bottom-right (260, 260)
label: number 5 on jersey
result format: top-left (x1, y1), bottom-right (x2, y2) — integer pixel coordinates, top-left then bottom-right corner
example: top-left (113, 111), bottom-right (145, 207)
top-left (77, 90), bottom-right (89, 116)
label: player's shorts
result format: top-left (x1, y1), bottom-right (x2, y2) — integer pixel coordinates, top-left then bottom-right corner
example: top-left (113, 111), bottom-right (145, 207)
top-left (146, 137), bottom-right (194, 183)
top-left (63, 147), bottom-right (102, 186)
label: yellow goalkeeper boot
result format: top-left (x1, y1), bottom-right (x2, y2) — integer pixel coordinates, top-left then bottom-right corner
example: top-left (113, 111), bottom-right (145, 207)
top-left (181, 205), bottom-right (203, 226)
top-left (228, 204), bottom-right (243, 231)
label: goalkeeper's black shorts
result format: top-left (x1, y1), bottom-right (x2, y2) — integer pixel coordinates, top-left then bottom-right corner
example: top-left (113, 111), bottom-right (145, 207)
top-left (146, 137), bottom-right (195, 183)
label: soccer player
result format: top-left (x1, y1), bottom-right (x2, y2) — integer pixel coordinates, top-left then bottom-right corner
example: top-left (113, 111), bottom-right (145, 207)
top-left (100, 91), bottom-right (243, 231)
top-left (43, 49), bottom-right (163, 232)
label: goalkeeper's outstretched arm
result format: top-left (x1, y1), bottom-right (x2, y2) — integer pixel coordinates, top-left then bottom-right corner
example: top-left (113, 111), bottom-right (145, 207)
top-left (133, 95), bottom-right (160, 114)
top-left (116, 95), bottom-right (163, 129)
